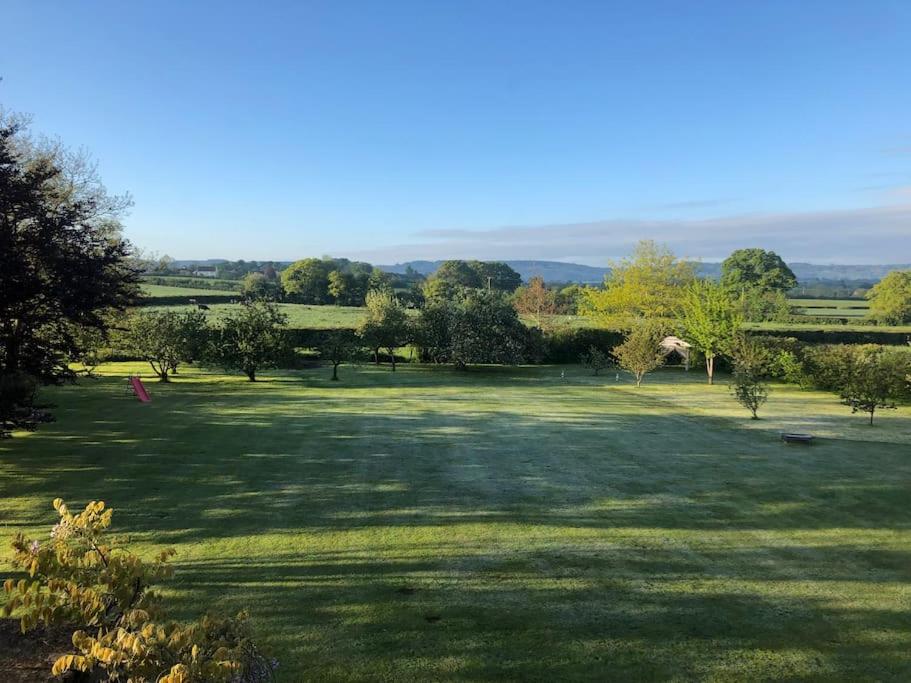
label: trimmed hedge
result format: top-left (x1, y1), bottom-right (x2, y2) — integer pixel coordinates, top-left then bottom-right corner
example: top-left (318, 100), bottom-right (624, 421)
top-left (137, 294), bottom-right (238, 306)
top-left (749, 328), bottom-right (911, 346)
top-left (542, 327), bottom-right (625, 363)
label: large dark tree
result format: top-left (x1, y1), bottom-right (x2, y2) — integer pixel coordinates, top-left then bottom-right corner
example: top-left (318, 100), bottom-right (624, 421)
top-left (0, 119), bottom-right (138, 383)
top-left (720, 248), bottom-right (797, 295)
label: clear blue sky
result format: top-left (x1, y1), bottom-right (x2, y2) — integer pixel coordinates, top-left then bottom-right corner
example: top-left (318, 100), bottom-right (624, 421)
top-left (2, 1), bottom-right (910, 263)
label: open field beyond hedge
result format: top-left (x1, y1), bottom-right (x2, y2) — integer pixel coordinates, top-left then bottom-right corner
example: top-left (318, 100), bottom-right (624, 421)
top-left (2, 364), bottom-right (910, 681)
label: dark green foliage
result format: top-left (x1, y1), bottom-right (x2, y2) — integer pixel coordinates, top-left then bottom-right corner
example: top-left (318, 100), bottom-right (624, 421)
top-left (412, 301), bottom-right (455, 364)
top-left (0, 370), bottom-right (52, 438)
top-left (752, 328), bottom-right (911, 345)
top-left (543, 328), bottom-right (625, 363)
top-left (721, 248), bottom-right (798, 295)
top-left (209, 302), bottom-right (289, 381)
top-left (0, 120), bottom-right (138, 384)
top-left (580, 346), bottom-right (612, 375)
top-left (138, 294), bottom-right (236, 306)
top-left (241, 272), bottom-right (281, 301)
top-left (414, 292), bottom-right (530, 368)
top-left (448, 291), bottom-right (529, 368)
top-left (423, 260), bottom-right (522, 303)
top-left (470, 261), bottom-right (522, 292)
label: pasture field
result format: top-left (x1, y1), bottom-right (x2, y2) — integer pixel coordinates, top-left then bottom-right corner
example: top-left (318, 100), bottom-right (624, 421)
top-left (788, 298), bottom-right (871, 319)
top-left (2, 363), bottom-right (910, 681)
top-left (139, 302), bottom-right (379, 328)
top-left (140, 283), bottom-right (239, 298)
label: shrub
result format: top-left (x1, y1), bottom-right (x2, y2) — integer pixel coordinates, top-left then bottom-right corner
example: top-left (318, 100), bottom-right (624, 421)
top-left (580, 346), bottom-right (612, 375)
top-left (0, 371), bottom-right (52, 438)
top-left (3, 498), bottom-right (275, 682)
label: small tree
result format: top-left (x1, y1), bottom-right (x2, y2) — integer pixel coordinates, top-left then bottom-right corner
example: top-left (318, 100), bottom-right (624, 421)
top-left (612, 320), bottom-right (666, 387)
top-left (358, 290), bottom-right (408, 371)
top-left (730, 370), bottom-right (769, 419)
top-left (838, 346), bottom-right (910, 425)
top-left (319, 332), bottom-right (354, 381)
top-left (728, 337), bottom-right (771, 419)
top-left (125, 310), bottom-right (182, 381)
top-left (580, 346), bottom-right (611, 375)
top-left (677, 279), bottom-right (742, 385)
top-left (513, 276), bottom-right (558, 329)
top-left (211, 301), bottom-right (288, 381)
top-left (125, 309), bottom-right (208, 380)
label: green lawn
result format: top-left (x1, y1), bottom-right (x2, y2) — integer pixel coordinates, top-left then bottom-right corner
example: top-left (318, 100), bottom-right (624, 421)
top-left (2, 363), bottom-right (910, 681)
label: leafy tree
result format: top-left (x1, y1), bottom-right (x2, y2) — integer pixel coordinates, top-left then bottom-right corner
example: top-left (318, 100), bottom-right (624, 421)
top-left (837, 346), bottom-right (910, 424)
top-left (448, 291), bottom-right (529, 369)
top-left (0, 117), bottom-right (138, 386)
top-left (280, 258), bottom-right (332, 303)
top-left (210, 301), bottom-right (288, 381)
top-left (580, 346), bottom-right (611, 375)
top-left (412, 300), bottom-right (455, 364)
top-left (866, 270), bottom-right (911, 325)
top-left (241, 272), bottom-right (280, 301)
top-left (513, 276), bottom-right (558, 329)
top-left (357, 290), bottom-right (408, 370)
top-left (319, 332), bottom-right (355, 381)
top-left (469, 261), bottom-right (522, 292)
top-left (327, 269), bottom-right (354, 305)
top-left (126, 310), bottom-right (207, 382)
top-left (612, 320), bottom-right (666, 387)
top-left (677, 279), bottom-right (742, 385)
top-left (367, 267), bottom-right (392, 293)
top-left (721, 248), bottom-right (797, 295)
top-left (557, 284), bottom-right (585, 314)
top-left (582, 240), bottom-right (696, 327)
top-left (3, 498), bottom-right (274, 681)
top-left (432, 260), bottom-right (483, 289)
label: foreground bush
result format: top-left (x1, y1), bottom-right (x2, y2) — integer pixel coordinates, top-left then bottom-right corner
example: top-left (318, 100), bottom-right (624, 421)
top-left (3, 498), bottom-right (274, 682)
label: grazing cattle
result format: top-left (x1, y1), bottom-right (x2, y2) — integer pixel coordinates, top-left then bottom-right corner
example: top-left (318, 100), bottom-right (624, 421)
top-left (198, 303), bottom-right (210, 310)
top-left (189, 298), bottom-right (197, 304)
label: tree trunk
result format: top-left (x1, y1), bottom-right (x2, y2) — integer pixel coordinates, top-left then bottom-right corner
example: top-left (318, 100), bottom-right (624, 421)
top-left (246, 369), bottom-right (256, 381)
top-left (389, 349), bottom-right (396, 372)
top-left (331, 362), bottom-right (339, 381)
top-left (706, 356), bottom-right (714, 385)
top-left (374, 348), bottom-right (380, 365)
top-left (869, 410), bottom-right (875, 425)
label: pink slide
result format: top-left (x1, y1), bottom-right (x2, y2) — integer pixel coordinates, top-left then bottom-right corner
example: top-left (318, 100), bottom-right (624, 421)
top-left (129, 376), bottom-right (151, 403)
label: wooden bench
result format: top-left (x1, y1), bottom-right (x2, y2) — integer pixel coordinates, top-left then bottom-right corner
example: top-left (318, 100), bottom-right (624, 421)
top-left (781, 433), bottom-right (814, 445)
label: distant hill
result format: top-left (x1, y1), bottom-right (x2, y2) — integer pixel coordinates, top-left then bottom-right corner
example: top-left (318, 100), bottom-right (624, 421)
top-left (380, 260), bottom-right (911, 284)
top-left (377, 260), bottom-right (611, 283)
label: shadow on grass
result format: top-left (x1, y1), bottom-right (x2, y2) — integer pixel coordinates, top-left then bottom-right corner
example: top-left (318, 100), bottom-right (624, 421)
top-left (2, 366), bottom-right (911, 680)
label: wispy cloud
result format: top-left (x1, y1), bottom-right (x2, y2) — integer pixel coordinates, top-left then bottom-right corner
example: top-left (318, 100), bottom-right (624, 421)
top-left (643, 198), bottom-right (736, 211)
top-left (348, 203), bottom-right (911, 265)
